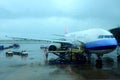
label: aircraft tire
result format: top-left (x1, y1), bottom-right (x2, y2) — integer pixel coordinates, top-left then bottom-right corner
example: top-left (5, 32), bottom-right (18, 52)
top-left (95, 59), bottom-right (103, 69)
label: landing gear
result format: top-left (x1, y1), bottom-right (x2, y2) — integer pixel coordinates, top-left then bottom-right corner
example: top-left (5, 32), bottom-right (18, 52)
top-left (95, 55), bottom-right (103, 68)
top-left (86, 53), bottom-right (91, 63)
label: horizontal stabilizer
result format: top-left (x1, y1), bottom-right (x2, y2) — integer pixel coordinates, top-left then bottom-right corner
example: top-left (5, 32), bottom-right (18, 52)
top-left (52, 34), bottom-right (65, 37)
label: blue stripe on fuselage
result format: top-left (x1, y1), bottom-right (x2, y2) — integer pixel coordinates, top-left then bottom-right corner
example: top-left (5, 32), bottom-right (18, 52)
top-left (85, 39), bottom-right (117, 50)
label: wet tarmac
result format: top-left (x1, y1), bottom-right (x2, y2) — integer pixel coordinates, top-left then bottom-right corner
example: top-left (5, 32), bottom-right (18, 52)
top-left (0, 44), bottom-right (120, 80)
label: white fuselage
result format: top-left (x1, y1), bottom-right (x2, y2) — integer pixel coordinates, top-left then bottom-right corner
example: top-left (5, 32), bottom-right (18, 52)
top-left (65, 28), bottom-right (117, 54)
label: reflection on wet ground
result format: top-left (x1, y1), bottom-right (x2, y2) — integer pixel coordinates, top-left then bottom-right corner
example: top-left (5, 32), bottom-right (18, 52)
top-left (0, 44), bottom-right (120, 80)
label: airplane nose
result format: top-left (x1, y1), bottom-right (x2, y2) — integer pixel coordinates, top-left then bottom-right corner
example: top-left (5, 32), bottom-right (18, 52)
top-left (85, 38), bottom-right (118, 50)
top-left (109, 38), bottom-right (118, 46)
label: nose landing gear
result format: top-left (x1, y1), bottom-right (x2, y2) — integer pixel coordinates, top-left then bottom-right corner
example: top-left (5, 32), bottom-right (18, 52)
top-left (95, 55), bottom-right (103, 69)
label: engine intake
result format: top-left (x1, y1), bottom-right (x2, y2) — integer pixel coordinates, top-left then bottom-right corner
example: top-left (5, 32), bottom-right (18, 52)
top-left (48, 43), bottom-right (61, 51)
top-left (48, 45), bottom-right (57, 51)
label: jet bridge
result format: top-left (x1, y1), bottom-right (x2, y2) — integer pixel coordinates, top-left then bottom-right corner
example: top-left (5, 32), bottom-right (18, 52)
top-left (109, 27), bottom-right (120, 62)
top-left (109, 27), bottom-right (120, 45)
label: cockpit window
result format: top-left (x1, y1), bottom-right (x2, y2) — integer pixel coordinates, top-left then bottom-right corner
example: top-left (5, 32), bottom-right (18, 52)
top-left (98, 35), bottom-right (114, 38)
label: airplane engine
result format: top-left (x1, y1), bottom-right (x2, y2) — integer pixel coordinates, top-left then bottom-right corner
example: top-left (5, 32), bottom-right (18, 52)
top-left (48, 43), bottom-right (61, 51)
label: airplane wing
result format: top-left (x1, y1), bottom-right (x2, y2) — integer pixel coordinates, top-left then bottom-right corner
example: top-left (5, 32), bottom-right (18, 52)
top-left (5, 36), bottom-right (32, 40)
top-left (51, 40), bottom-right (72, 44)
top-left (6, 35), bottom-right (72, 44)
top-left (5, 34), bottom-right (84, 49)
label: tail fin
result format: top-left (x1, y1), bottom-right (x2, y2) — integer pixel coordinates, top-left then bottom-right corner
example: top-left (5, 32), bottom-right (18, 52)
top-left (52, 25), bottom-right (68, 38)
top-left (64, 25), bottom-right (68, 34)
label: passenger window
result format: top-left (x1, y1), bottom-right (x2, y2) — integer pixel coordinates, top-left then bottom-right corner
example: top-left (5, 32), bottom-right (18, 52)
top-left (98, 35), bottom-right (113, 38)
top-left (98, 35), bottom-right (103, 38)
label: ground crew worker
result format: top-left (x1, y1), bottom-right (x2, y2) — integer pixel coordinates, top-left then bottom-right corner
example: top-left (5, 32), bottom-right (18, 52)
top-left (44, 48), bottom-right (48, 60)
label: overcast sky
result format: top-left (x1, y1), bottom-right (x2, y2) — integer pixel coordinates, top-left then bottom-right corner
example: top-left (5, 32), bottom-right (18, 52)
top-left (0, 0), bottom-right (120, 39)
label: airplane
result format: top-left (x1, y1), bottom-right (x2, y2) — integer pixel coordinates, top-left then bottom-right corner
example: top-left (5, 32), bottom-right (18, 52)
top-left (47, 28), bottom-right (118, 67)
top-left (6, 28), bottom-right (119, 67)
